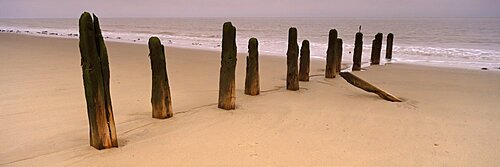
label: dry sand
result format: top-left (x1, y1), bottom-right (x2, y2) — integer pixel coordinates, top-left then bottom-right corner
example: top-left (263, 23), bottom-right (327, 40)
top-left (1, 33), bottom-right (500, 166)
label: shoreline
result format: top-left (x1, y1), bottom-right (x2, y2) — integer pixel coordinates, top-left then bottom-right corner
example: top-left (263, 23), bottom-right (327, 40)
top-left (0, 32), bottom-right (363, 68)
top-left (0, 32), bottom-right (500, 72)
top-left (0, 31), bottom-right (315, 58)
top-left (1, 25), bottom-right (500, 71)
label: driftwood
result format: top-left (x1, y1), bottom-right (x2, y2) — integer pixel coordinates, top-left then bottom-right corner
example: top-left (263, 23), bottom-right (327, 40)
top-left (370, 33), bottom-right (383, 65)
top-left (352, 32), bottom-right (363, 71)
top-left (148, 37), bottom-right (173, 119)
top-left (335, 38), bottom-right (343, 73)
top-left (218, 22), bottom-right (237, 110)
top-left (340, 72), bottom-right (402, 102)
top-left (286, 27), bottom-right (299, 90)
top-left (325, 29), bottom-right (338, 78)
top-left (299, 40), bottom-right (310, 81)
top-left (245, 38), bottom-right (260, 95)
top-left (79, 12), bottom-right (118, 150)
top-left (386, 33), bottom-right (394, 60)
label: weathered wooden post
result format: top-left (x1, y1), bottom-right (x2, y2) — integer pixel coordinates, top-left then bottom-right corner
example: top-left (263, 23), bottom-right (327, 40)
top-left (325, 29), bottom-right (338, 78)
top-left (335, 38), bottom-right (343, 73)
top-left (79, 12), bottom-right (118, 150)
top-left (148, 37), bottom-right (173, 119)
top-left (352, 32), bottom-right (363, 71)
top-left (245, 38), bottom-right (259, 95)
top-left (218, 22), bottom-right (237, 110)
top-left (340, 72), bottom-right (402, 102)
top-left (299, 40), bottom-right (310, 81)
top-left (287, 27), bottom-right (299, 90)
top-left (386, 33), bottom-right (394, 60)
top-left (370, 33), bottom-right (383, 65)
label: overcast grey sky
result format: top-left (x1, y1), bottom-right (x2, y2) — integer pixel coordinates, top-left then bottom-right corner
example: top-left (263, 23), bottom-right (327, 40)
top-left (1, 0), bottom-right (499, 18)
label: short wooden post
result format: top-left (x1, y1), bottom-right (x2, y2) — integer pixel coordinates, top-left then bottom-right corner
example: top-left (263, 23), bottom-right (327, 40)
top-left (352, 32), bottom-right (363, 71)
top-left (148, 37), bottom-right (173, 119)
top-left (79, 12), bottom-right (118, 150)
top-left (245, 38), bottom-right (260, 95)
top-left (386, 33), bottom-right (394, 60)
top-left (299, 40), bottom-right (310, 81)
top-left (218, 22), bottom-right (237, 110)
top-left (287, 27), bottom-right (299, 90)
top-left (370, 33), bottom-right (383, 65)
top-left (335, 38), bottom-right (343, 73)
top-left (325, 29), bottom-right (338, 78)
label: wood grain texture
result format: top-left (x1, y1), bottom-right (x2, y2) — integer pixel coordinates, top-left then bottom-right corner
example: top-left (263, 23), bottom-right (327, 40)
top-left (149, 37), bottom-right (173, 119)
top-left (352, 32), bottom-right (363, 71)
top-left (286, 27), bottom-right (299, 90)
top-left (325, 29), bottom-right (338, 78)
top-left (299, 40), bottom-right (310, 82)
top-left (371, 33), bottom-right (383, 65)
top-left (218, 22), bottom-right (237, 110)
top-left (79, 12), bottom-right (118, 150)
top-left (245, 38), bottom-right (260, 95)
top-left (340, 72), bottom-right (402, 102)
top-left (335, 38), bottom-right (343, 73)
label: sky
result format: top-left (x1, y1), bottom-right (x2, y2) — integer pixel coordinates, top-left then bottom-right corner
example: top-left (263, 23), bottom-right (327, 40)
top-left (0, 0), bottom-right (499, 18)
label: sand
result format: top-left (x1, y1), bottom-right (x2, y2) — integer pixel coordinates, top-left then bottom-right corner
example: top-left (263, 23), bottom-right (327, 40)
top-left (1, 33), bottom-right (500, 166)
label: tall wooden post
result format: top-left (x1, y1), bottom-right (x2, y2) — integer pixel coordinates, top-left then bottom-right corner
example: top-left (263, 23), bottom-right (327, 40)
top-left (370, 33), bottom-right (383, 65)
top-left (335, 38), bottom-right (343, 73)
top-left (148, 37), bottom-right (173, 119)
top-left (325, 29), bottom-right (338, 78)
top-left (218, 22), bottom-right (237, 110)
top-left (245, 38), bottom-right (260, 96)
top-left (79, 12), bottom-right (118, 150)
top-left (386, 33), bottom-right (394, 60)
top-left (299, 40), bottom-right (310, 81)
top-left (287, 27), bottom-right (299, 90)
top-left (352, 32), bottom-right (363, 71)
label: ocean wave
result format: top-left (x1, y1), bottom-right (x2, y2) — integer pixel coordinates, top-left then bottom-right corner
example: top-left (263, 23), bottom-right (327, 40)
top-left (394, 46), bottom-right (500, 61)
top-left (2, 18), bottom-right (500, 70)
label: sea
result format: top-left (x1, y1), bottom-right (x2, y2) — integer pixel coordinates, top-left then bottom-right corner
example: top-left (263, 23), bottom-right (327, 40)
top-left (1, 17), bottom-right (500, 70)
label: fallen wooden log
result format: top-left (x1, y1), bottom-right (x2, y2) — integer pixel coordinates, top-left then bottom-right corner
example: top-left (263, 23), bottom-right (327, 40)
top-left (339, 72), bottom-right (402, 102)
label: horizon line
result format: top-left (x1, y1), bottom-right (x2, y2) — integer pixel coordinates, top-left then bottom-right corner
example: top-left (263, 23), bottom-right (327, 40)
top-left (1, 16), bottom-right (500, 19)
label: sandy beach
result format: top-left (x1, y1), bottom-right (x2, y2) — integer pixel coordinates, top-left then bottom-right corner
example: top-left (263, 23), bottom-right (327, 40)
top-left (1, 33), bottom-right (500, 166)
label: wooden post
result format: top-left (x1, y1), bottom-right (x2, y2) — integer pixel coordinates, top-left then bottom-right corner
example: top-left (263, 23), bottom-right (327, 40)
top-left (218, 22), bottom-right (237, 110)
top-left (352, 32), bottom-right (363, 71)
top-left (370, 33), bottom-right (383, 65)
top-left (325, 29), bottom-right (338, 78)
top-left (386, 33), bottom-right (394, 60)
top-left (299, 40), bottom-right (310, 81)
top-left (287, 27), bottom-right (299, 90)
top-left (79, 12), bottom-right (118, 150)
top-left (335, 38), bottom-right (343, 73)
top-left (148, 37), bottom-right (173, 119)
top-left (245, 38), bottom-right (260, 96)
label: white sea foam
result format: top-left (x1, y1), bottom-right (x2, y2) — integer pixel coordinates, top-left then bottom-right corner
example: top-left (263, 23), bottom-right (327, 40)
top-left (1, 18), bottom-right (499, 70)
